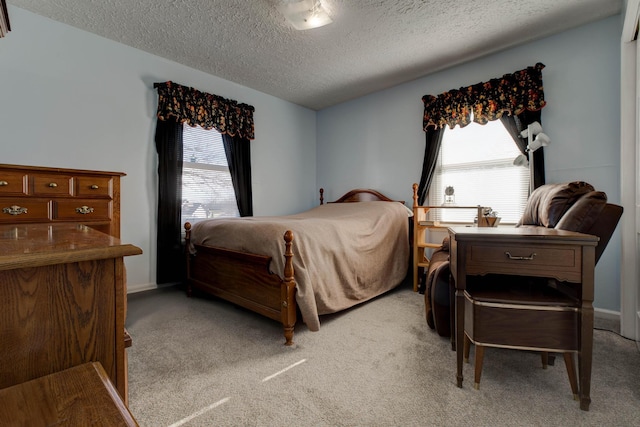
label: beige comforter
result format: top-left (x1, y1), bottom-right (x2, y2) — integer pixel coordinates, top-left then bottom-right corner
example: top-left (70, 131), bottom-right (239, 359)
top-left (188, 201), bottom-right (410, 331)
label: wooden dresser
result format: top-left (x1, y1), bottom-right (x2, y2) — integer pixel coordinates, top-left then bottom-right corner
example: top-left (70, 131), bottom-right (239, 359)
top-left (0, 223), bottom-right (142, 403)
top-left (0, 164), bottom-right (140, 405)
top-left (0, 164), bottom-right (125, 238)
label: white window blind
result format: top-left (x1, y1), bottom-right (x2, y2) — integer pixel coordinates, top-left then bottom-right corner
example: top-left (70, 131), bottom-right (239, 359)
top-left (181, 124), bottom-right (239, 227)
top-left (428, 119), bottom-right (529, 224)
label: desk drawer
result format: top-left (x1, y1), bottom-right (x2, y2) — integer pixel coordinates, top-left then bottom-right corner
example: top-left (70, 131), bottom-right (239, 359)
top-left (0, 198), bottom-right (50, 222)
top-left (53, 200), bottom-right (111, 221)
top-left (470, 244), bottom-right (577, 267)
top-left (464, 290), bottom-right (579, 351)
top-left (467, 244), bottom-right (580, 277)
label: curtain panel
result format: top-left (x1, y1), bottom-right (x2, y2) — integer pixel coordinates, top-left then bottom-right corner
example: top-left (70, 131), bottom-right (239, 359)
top-left (154, 81), bottom-right (255, 140)
top-left (422, 63), bottom-right (547, 131)
top-left (416, 128), bottom-right (445, 205)
top-left (500, 110), bottom-right (546, 189)
top-left (154, 118), bottom-right (185, 284)
top-left (222, 134), bottom-right (253, 217)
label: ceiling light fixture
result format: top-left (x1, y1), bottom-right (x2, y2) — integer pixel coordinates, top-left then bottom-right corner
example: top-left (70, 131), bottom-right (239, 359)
top-left (278, 0), bottom-right (333, 31)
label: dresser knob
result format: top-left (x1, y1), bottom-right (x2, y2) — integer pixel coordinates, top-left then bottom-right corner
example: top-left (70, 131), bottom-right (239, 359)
top-left (0, 181), bottom-right (8, 186)
top-left (91, 184), bottom-right (99, 189)
top-left (3, 205), bottom-right (28, 215)
top-left (48, 182), bottom-right (58, 188)
top-left (75, 206), bottom-right (95, 215)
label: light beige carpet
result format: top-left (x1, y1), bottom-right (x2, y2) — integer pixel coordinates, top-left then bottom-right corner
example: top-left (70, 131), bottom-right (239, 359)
top-left (126, 284), bottom-right (640, 426)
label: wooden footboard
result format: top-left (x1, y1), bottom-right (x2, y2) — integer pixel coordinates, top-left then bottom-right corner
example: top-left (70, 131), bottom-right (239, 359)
top-left (184, 223), bottom-right (297, 345)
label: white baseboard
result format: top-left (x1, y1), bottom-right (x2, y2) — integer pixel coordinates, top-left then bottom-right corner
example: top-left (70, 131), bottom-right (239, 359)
top-left (127, 282), bottom-right (182, 294)
top-left (594, 307), bottom-right (620, 321)
top-left (127, 282), bottom-right (159, 294)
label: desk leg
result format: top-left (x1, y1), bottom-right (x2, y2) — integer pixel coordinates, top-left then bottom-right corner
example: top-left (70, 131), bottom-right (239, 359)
top-left (449, 273), bottom-right (456, 351)
top-left (579, 303), bottom-right (594, 411)
top-left (455, 287), bottom-right (465, 388)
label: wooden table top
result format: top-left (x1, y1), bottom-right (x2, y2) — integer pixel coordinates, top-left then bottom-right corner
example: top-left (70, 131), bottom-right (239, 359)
top-left (448, 225), bottom-right (599, 244)
top-left (0, 362), bottom-right (138, 426)
top-left (0, 223), bottom-right (142, 271)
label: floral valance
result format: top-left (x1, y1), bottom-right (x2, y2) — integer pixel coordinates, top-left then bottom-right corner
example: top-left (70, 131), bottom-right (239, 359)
top-left (154, 81), bottom-right (255, 140)
top-left (422, 63), bottom-right (547, 130)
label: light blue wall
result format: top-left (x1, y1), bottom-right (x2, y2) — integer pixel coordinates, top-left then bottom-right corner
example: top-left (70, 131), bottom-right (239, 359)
top-left (317, 16), bottom-right (623, 312)
top-left (0, 7), bottom-right (317, 291)
top-left (0, 7), bottom-right (624, 311)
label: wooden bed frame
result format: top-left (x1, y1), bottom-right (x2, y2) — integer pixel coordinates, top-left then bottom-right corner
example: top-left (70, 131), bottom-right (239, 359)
top-left (184, 188), bottom-right (400, 345)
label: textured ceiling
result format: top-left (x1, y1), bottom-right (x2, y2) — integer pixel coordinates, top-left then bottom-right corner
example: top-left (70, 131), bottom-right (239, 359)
top-left (7, 0), bottom-right (622, 110)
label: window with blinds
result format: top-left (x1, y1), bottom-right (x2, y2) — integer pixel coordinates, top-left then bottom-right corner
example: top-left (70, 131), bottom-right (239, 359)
top-left (181, 124), bottom-right (239, 227)
top-left (428, 119), bottom-right (529, 224)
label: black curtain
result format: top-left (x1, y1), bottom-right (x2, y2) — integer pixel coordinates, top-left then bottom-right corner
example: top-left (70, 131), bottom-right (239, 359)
top-left (500, 110), bottom-right (545, 189)
top-left (499, 115), bottom-right (526, 154)
top-left (417, 127), bottom-right (445, 206)
top-left (222, 134), bottom-right (253, 217)
top-left (155, 118), bottom-right (184, 284)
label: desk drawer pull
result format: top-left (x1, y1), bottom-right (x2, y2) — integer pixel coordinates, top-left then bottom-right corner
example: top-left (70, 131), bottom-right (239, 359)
top-left (505, 251), bottom-right (536, 261)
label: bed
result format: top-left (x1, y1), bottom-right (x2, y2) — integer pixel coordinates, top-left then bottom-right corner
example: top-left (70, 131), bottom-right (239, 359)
top-left (184, 188), bottom-right (411, 345)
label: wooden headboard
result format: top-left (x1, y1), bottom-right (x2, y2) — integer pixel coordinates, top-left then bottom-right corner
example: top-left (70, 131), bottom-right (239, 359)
top-left (319, 188), bottom-right (403, 205)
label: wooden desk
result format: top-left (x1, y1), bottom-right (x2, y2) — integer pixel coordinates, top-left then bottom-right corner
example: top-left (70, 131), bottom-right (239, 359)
top-left (0, 223), bottom-right (142, 403)
top-left (0, 362), bottom-right (138, 426)
top-left (448, 226), bottom-right (598, 411)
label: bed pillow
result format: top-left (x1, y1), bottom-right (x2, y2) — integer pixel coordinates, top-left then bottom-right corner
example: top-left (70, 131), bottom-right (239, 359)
top-left (555, 191), bottom-right (607, 232)
top-left (517, 181), bottom-right (595, 228)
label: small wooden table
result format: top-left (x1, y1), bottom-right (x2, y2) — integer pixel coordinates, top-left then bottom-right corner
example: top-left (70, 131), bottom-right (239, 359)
top-left (0, 362), bottom-right (139, 426)
top-left (448, 226), bottom-right (598, 411)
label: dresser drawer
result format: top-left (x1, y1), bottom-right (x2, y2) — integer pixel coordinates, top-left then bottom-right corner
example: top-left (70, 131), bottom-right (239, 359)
top-left (53, 200), bottom-right (111, 221)
top-left (0, 198), bottom-right (50, 222)
top-left (31, 174), bottom-right (73, 197)
top-left (0, 171), bottom-right (28, 196)
top-left (76, 176), bottom-right (113, 198)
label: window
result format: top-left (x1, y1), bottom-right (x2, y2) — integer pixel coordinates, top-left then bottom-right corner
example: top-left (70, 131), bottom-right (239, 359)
top-left (428, 120), bottom-right (529, 224)
top-left (181, 124), bottom-right (239, 227)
